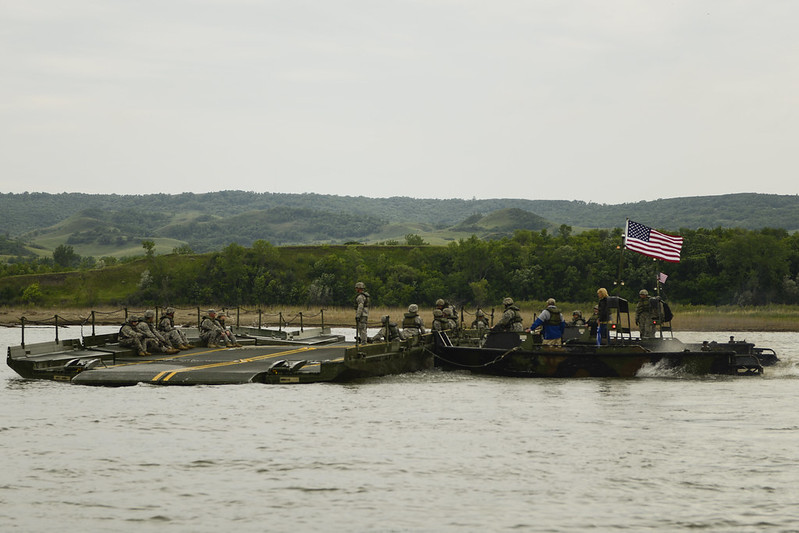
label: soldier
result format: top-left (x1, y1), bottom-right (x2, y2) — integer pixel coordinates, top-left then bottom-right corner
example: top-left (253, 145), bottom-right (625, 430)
top-left (200, 309), bottom-right (224, 348)
top-left (370, 315), bottom-right (403, 343)
top-left (119, 316), bottom-right (149, 356)
top-left (354, 281), bottom-right (370, 343)
top-left (159, 307), bottom-right (193, 350)
top-left (138, 311), bottom-right (179, 354)
top-left (431, 308), bottom-right (449, 331)
top-left (570, 310), bottom-right (586, 326)
top-left (528, 298), bottom-right (566, 346)
top-left (443, 307), bottom-right (459, 332)
top-left (636, 289), bottom-right (656, 339)
top-left (217, 311), bottom-right (242, 347)
top-left (401, 304), bottom-right (426, 337)
top-left (494, 297), bottom-right (524, 332)
top-left (470, 309), bottom-right (489, 330)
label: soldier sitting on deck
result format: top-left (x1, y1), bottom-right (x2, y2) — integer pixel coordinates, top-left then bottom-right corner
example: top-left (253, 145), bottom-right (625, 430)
top-left (138, 311), bottom-right (180, 354)
top-left (119, 316), bottom-right (150, 356)
top-left (369, 315), bottom-right (403, 343)
top-left (200, 309), bottom-right (224, 348)
top-left (159, 307), bottom-right (193, 350)
top-left (216, 311), bottom-right (243, 347)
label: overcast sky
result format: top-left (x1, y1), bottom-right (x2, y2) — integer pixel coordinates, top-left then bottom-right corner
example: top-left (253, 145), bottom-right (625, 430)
top-left (2, 1), bottom-right (797, 204)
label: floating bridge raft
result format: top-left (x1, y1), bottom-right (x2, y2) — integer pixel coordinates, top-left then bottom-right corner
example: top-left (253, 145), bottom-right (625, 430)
top-left (7, 326), bottom-right (434, 386)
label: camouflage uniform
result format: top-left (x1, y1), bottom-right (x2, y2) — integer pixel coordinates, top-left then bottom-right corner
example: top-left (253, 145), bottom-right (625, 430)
top-left (431, 309), bottom-right (449, 331)
top-left (355, 282), bottom-right (370, 343)
top-left (370, 316), bottom-right (403, 343)
top-left (137, 312), bottom-right (177, 354)
top-left (401, 304), bottom-right (426, 337)
top-left (200, 309), bottom-right (224, 347)
top-left (443, 307), bottom-right (459, 332)
top-left (217, 313), bottom-right (242, 347)
top-left (569, 310), bottom-right (586, 326)
top-left (495, 297), bottom-right (524, 332)
top-left (470, 310), bottom-right (489, 330)
top-left (636, 290), bottom-right (656, 339)
top-left (159, 308), bottom-right (192, 349)
top-left (119, 318), bottom-right (148, 356)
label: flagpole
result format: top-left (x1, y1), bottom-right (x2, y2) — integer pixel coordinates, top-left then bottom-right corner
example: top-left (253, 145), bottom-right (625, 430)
top-left (615, 219), bottom-right (628, 296)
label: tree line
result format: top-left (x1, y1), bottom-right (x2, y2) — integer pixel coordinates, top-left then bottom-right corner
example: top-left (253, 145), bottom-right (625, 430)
top-left (3, 226), bottom-right (799, 308)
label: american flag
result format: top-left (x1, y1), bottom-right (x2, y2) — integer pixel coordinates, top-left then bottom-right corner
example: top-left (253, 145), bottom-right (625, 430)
top-left (624, 220), bottom-right (683, 263)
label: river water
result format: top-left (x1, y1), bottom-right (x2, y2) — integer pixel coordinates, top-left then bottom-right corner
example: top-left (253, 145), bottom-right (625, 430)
top-left (2, 326), bottom-right (799, 532)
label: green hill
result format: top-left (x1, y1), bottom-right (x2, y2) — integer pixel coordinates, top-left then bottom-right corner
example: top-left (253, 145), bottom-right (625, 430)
top-left (2, 191), bottom-right (798, 258)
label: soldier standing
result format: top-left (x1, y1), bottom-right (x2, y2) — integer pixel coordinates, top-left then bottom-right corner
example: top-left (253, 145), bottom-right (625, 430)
top-left (636, 289), bottom-right (656, 339)
top-left (355, 282), bottom-right (370, 343)
top-left (527, 298), bottom-right (566, 346)
top-left (495, 297), bottom-right (524, 332)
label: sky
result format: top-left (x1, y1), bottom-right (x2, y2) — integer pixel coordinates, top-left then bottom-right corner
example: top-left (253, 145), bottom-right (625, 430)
top-left (1, 0), bottom-right (797, 205)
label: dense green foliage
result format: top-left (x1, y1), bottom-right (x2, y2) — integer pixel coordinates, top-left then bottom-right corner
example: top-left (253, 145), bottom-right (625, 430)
top-left (3, 227), bottom-right (799, 308)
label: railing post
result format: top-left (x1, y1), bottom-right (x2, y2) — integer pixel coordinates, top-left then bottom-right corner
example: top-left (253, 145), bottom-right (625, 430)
top-left (20, 316), bottom-right (25, 348)
top-left (124, 307), bottom-right (128, 321)
top-left (54, 314), bottom-right (59, 343)
top-left (236, 306), bottom-right (240, 328)
top-left (197, 307), bottom-right (201, 328)
top-left (258, 308), bottom-right (262, 329)
top-left (299, 312), bottom-right (304, 332)
top-left (321, 309), bottom-right (325, 330)
top-left (91, 310), bottom-right (96, 337)
top-left (279, 312), bottom-right (283, 332)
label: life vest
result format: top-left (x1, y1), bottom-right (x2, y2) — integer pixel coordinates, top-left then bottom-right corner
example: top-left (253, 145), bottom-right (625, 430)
top-left (402, 313), bottom-right (419, 329)
top-left (545, 306), bottom-right (562, 326)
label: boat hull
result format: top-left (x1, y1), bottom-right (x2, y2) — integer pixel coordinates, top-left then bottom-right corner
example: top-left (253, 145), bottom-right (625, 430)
top-left (433, 332), bottom-right (762, 377)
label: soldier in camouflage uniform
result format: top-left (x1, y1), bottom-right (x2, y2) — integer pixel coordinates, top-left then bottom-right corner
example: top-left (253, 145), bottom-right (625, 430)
top-left (443, 307), bottom-right (459, 332)
top-left (494, 297), bottom-right (524, 332)
top-left (370, 315), bottom-right (403, 343)
top-left (636, 289), bottom-right (656, 339)
top-left (470, 309), bottom-right (489, 330)
top-left (354, 282), bottom-right (370, 343)
top-left (569, 310), bottom-right (586, 326)
top-left (431, 308), bottom-right (449, 331)
top-left (119, 317), bottom-right (149, 356)
top-left (217, 311), bottom-right (243, 347)
top-left (200, 309), bottom-right (224, 348)
top-left (138, 311), bottom-right (179, 354)
top-left (159, 307), bottom-right (193, 350)
top-left (401, 304), bottom-right (425, 338)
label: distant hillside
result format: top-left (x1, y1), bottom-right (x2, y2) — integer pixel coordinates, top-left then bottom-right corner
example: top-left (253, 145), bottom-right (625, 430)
top-left (1, 192), bottom-right (798, 256)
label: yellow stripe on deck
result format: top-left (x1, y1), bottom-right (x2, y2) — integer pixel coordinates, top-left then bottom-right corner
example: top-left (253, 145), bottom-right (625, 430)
top-left (151, 346), bottom-right (318, 383)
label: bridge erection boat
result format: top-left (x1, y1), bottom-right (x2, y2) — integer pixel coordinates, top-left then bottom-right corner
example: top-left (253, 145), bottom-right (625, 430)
top-left (7, 326), bottom-right (434, 386)
top-left (432, 297), bottom-right (775, 378)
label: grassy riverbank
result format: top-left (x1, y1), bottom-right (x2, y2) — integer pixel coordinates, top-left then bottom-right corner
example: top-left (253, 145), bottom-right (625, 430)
top-left (2, 304), bottom-right (798, 331)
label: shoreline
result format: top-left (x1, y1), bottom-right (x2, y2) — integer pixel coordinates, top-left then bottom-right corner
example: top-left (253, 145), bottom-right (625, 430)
top-left (2, 305), bottom-right (797, 332)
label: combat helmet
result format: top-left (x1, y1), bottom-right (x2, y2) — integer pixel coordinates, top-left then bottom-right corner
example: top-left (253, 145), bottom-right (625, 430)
top-left (408, 304), bottom-right (419, 313)
top-left (503, 297), bottom-right (514, 306)
top-left (639, 289), bottom-right (649, 297)
top-left (355, 281), bottom-right (366, 289)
